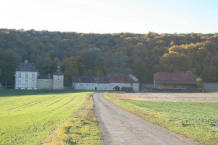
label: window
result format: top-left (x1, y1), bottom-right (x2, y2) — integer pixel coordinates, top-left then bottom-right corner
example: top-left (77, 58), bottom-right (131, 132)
top-left (18, 79), bottom-right (21, 87)
top-left (32, 80), bottom-right (35, 87)
top-left (17, 72), bottom-right (21, 78)
top-left (32, 73), bottom-right (35, 80)
top-left (25, 73), bottom-right (28, 79)
top-left (25, 80), bottom-right (28, 86)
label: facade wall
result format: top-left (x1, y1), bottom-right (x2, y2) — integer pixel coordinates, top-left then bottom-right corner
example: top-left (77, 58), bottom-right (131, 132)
top-left (53, 75), bottom-right (64, 90)
top-left (141, 83), bottom-right (154, 91)
top-left (72, 82), bottom-right (140, 92)
top-left (37, 79), bottom-right (53, 89)
top-left (155, 83), bottom-right (196, 89)
top-left (15, 71), bottom-right (64, 90)
top-left (204, 83), bottom-right (218, 91)
top-left (15, 71), bottom-right (37, 89)
top-left (132, 83), bottom-right (140, 92)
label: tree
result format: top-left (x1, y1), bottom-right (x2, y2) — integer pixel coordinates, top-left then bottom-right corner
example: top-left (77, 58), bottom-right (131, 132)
top-left (0, 28), bottom-right (218, 84)
top-left (0, 50), bottom-right (20, 88)
top-left (160, 54), bottom-right (192, 72)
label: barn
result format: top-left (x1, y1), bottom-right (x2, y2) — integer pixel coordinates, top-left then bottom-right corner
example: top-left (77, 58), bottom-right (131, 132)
top-left (153, 72), bottom-right (197, 89)
top-left (72, 74), bottom-right (139, 92)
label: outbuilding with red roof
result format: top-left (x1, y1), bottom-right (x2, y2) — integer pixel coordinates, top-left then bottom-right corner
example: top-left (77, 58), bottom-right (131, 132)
top-left (153, 72), bottom-right (197, 89)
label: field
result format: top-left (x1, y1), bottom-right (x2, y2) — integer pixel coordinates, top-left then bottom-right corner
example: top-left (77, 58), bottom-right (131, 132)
top-left (43, 94), bottom-right (103, 145)
top-left (0, 90), bottom-right (102, 145)
top-left (110, 92), bottom-right (218, 102)
top-left (105, 93), bottom-right (218, 145)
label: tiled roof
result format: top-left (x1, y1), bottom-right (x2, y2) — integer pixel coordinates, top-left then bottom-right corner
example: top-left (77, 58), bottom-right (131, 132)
top-left (72, 74), bottom-right (138, 83)
top-left (72, 76), bottom-right (107, 83)
top-left (154, 72), bottom-right (196, 84)
top-left (107, 74), bottom-right (138, 83)
top-left (16, 62), bottom-right (38, 72)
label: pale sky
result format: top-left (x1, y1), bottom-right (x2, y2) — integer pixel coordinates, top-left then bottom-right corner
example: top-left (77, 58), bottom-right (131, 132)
top-left (0, 0), bottom-right (218, 34)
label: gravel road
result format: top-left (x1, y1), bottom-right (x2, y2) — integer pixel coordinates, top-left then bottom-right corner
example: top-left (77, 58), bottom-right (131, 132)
top-left (94, 93), bottom-right (200, 145)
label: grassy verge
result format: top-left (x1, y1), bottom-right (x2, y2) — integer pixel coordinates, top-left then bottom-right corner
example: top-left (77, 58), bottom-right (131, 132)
top-left (42, 95), bottom-right (103, 145)
top-left (104, 93), bottom-right (218, 145)
top-left (0, 91), bottom-right (92, 145)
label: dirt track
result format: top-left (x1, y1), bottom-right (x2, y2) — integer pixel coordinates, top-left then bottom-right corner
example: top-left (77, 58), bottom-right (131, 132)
top-left (94, 93), bottom-right (200, 145)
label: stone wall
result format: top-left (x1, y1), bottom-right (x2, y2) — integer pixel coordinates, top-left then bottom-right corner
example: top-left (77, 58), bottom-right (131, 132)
top-left (204, 83), bottom-right (218, 91)
top-left (140, 83), bottom-right (154, 91)
top-left (37, 79), bottom-right (53, 89)
top-left (72, 83), bottom-right (140, 92)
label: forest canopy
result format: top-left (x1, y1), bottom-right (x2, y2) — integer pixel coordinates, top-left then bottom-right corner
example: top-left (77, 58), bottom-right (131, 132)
top-left (0, 29), bottom-right (218, 87)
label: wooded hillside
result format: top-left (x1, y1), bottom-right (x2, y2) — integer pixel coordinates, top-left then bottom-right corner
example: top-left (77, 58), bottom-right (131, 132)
top-left (0, 29), bottom-right (218, 87)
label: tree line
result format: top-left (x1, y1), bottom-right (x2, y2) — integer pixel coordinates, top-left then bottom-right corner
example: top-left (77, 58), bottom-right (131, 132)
top-left (0, 29), bottom-right (217, 87)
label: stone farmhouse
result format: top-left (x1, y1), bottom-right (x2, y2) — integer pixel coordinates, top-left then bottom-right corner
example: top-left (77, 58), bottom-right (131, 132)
top-left (15, 60), bottom-right (64, 90)
top-left (72, 74), bottom-right (139, 92)
top-left (153, 72), bottom-right (197, 89)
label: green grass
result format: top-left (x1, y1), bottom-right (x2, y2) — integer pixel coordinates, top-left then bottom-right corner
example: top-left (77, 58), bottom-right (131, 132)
top-left (0, 89), bottom-right (92, 97)
top-left (0, 90), bottom-right (93, 145)
top-left (43, 95), bottom-right (103, 145)
top-left (105, 93), bottom-right (218, 145)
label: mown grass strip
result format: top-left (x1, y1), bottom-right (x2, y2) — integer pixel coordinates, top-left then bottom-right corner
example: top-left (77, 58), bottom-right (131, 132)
top-left (104, 93), bottom-right (218, 145)
top-left (0, 91), bottom-right (91, 145)
top-left (42, 95), bottom-right (103, 145)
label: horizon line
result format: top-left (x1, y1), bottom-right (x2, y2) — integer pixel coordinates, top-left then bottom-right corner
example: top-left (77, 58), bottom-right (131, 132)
top-left (0, 27), bottom-right (218, 35)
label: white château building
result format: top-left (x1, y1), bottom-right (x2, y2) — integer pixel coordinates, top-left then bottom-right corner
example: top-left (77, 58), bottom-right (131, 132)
top-left (15, 60), bottom-right (64, 90)
top-left (15, 60), bottom-right (38, 89)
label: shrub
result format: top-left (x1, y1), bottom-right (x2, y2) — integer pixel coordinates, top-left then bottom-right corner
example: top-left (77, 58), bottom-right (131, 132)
top-left (121, 87), bottom-right (133, 92)
top-left (196, 77), bottom-right (204, 88)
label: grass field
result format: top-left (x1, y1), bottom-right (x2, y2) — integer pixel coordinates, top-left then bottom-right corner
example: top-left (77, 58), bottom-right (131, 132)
top-left (43, 94), bottom-right (103, 145)
top-left (0, 89), bottom-right (88, 97)
top-left (0, 90), bottom-right (99, 145)
top-left (105, 93), bottom-right (218, 145)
